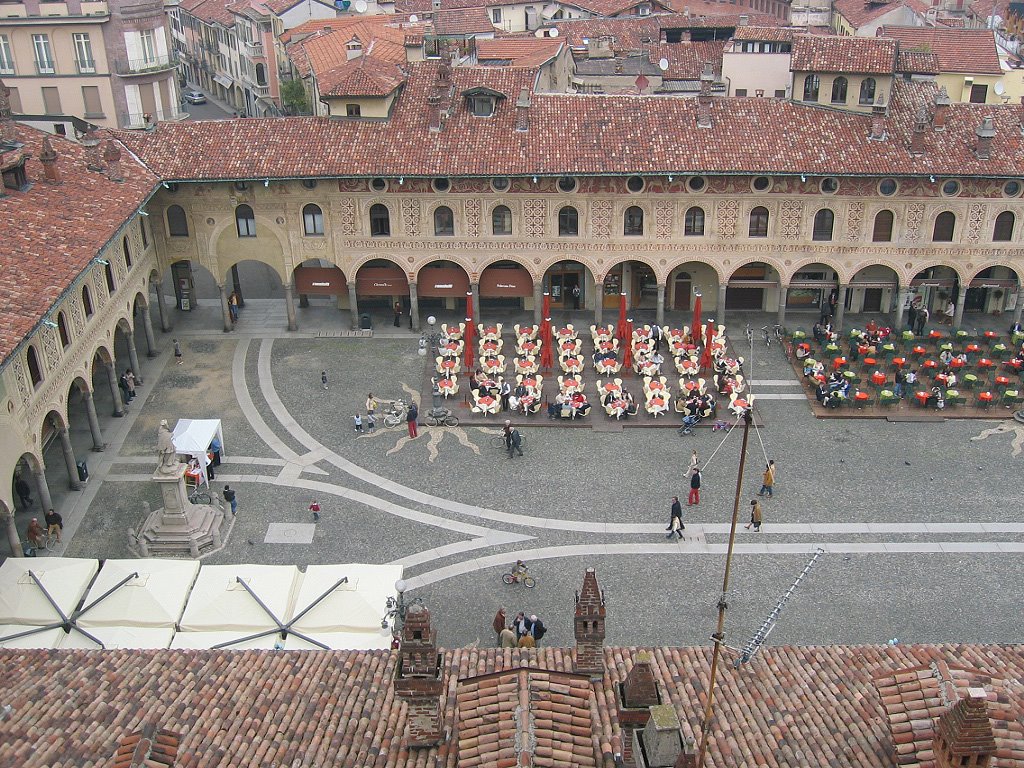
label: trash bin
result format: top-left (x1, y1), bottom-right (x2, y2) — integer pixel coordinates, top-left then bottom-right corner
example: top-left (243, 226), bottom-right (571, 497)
top-left (359, 313), bottom-right (372, 330)
top-left (76, 459), bottom-right (89, 483)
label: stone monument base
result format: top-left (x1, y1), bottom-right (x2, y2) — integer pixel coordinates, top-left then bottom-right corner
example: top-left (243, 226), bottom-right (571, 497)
top-left (138, 463), bottom-right (225, 557)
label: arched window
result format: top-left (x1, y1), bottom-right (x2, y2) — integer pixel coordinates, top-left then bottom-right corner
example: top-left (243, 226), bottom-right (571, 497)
top-left (831, 77), bottom-right (848, 104)
top-left (57, 311), bottom-right (70, 348)
top-left (492, 205), bottom-right (512, 236)
top-left (933, 211), bottom-right (955, 242)
top-left (812, 209), bottom-right (834, 241)
top-left (749, 206), bottom-right (769, 237)
top-left (27, 346), bottom-right (42, 387)
top-left (370, 203), bottom-right (391, 236)
top-left (122, 236), bottom-right (132, 270)
top-left (433, 205), bottom-right (454, 236)
top-left (684, 206), bottom-right (705, 236)
top-left (235, 204), bottom-right (256, 237)
top-left (167, 205), bottom-right (189, 237)
top-left (802, 74), bottom-right (820, 102)
top-left (303, 203), bottom-right (324, 236)
top-left (140, 218), bottom-right (148, 248)
top-left (872, 210), bottom-right (894, 242)
top-left (82, 285), bottom-right (93, 317)
top-left (104, 262), bottom-right (116, 294)
top-left (558, 206), bottom-right (578, 236)
top-left (624, 206), bottom-right (644, 236)
top-left (994, 211), bottom-right (1015, 242)
top-left (859, 77), bottom-right (876, 105)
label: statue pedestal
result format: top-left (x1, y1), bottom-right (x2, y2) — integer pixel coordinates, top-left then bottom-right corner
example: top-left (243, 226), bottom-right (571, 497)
top-left (139, 463), bottom-right (224, 557)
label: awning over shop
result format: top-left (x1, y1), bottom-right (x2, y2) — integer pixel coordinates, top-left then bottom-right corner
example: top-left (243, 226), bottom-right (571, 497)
top-left (480, 266), bottom-right (533, 297)
top-left (417, 267), bottom-right (470, 297)
top-left (294, 265), bottom-right (347, 295)
top-left (356, 265), bottom-right (408, 296)
top-left (213, 74), bottom-right (233, 89)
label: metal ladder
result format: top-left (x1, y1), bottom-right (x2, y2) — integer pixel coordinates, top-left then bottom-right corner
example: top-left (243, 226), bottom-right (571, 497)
top-left (734, 547), bottom-right (825, 667)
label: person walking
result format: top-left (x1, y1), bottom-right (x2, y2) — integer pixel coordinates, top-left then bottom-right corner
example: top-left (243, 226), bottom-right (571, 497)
top-left (393, 302), bottom-right (402, 328)
top-left (173, 339), bottom-right (183, 365)
top-left (124, 369), bottom-right (137, 401)
top-left (366, 412), bottom-right (376, 432)
top-left (745, 499), bottom-right (763, 531)
top-left (309, 499), bottom-right (321, 522)
top-left (529, 614), bottom-right (546, 646)
top-left (223, 485), bottom-right (237, 516)
top-left (914, 307), bottom-right (929, 336)
top-left (492, 607), bottom-right (507, 642)
top-left (758, 461), bottom-right (776, 498)
top-left (666, 496), bottom-right (684, 539)
top-left (44, 508), bottom-right (63, 543)
top-left (406, 402), bottom-right (418, 438)
top-left (14, 474), bottom-right (33, 509)
top-left (508, 427), bottom-right (523, 458)
top-left (500, 379), bottom-right (512, 411)
top-left (366, 393), bottom-right (377, 416)
top-left (354, 414), bottom-right (363, 433)
top-left (688, 450), bottom-right (699, 474)
top-left (652, 323), bottom-right (663, 354)
top-left (321, 371), bottom-right (328, 390)
top-left (688, 465), bottom-right (702, 506)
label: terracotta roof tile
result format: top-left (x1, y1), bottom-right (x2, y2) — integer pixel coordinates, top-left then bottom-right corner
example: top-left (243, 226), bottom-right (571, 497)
top-left (0, 123), bottom-right (156, 368)
top-left (552, 16), bottom-right (663, 53)
top-left (650, 40), bottom-right (725, 79)
top-left (731, 25), bottom-right (795, 41)
top-left (791, 34), bottom-right (898, 74)
top-left (433, 6), bottom-right (494, 35)
top-left (897, 49), bottom-right (940, 75)
top-left (180, 0), bottom-right (236, 27)
top-left (320, 56), bottom-right (407, 97)
top-left (286, 17), bottom-right (419, 82)
top-left (832, 0), bottom-right (914, 28)
top-left (477, 37), bottom-right (563, 67)
top-left (879, 26), bottom-right (1003, 75)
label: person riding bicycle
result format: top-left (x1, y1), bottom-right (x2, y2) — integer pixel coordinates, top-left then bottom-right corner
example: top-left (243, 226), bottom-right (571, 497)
top-left (26, 518), bottom-right (44, 549)
top-left (512, 560), bottom-right (528, 580)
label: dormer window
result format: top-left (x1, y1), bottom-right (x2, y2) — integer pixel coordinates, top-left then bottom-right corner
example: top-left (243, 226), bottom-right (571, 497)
top-left (462, 87), bottom-right (505, 118)
top-left (1, 142), bottom-right (29, 191)
top-left (346, 38), bottom-right (362, 60)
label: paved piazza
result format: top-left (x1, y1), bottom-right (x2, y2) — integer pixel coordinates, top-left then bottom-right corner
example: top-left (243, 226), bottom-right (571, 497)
top-left (56, 319), bottom-right (1024, 650)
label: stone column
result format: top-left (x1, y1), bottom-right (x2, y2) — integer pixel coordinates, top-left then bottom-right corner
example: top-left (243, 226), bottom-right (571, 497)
top-left (716, 282), bottom-right (727, 322)
top-left (533, 283), bottom-right (543, 326)
top-left (59, 427), bottom-right (83, 491)
top-left (5, 512), bottom-right (21, 557)
top-left (142, 301), bottom-right (158, 357)
top-left (231, 263), bottom-right (244, 306)
top-left (219, 284), bottom-right (233, 333)
top-left (105, 361), bottom-right (125, 417)
top-left (776, 284), bottom-right (788, 329)
top-left (953, 285), bottom-right (968, 329)
top-left (348, 282), bottom-right (360, 330)
top-left (125, 329), bottom-right (143, 385)
top-left (834, 284), bottom-right (849, 332)
top-left (155, 283), bottom-right (170, 332)
top-left (84, 389), bottom-right (105, 451)
top-left (470, 282), bottom-right (480, 331)
top-left (409, 281), bottom-right (420, 332)
top-left (1014, 294), bottom-right (1024, 328)
top-left (655, 283), bottom-right (666, 327)
top-left (34, 464), bottom-right (53, 511)
top-left (594, 281), bottom-right (604, 327)
top-left (284, 282), bottom-right (298, 331)
top-left (893, 286), bottom-right (909, 330)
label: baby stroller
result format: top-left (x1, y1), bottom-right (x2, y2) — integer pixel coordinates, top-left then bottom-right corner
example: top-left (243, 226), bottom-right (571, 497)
top-left (678, 412), bottom-right (704, 436)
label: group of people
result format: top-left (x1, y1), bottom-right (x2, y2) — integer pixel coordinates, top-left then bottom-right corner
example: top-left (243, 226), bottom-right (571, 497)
top-left (549, 391), bottom-right (592, 419)
top-left (666, 456), bottom-right (774, 536)
top-left (502, 420), bottom-right (524, 458)
top-left (493, 603), bottom-right (547, 648)
top-left (117, 369), bottom-right (137, 405)
top-left (25, 508), bottom-right (63, 551)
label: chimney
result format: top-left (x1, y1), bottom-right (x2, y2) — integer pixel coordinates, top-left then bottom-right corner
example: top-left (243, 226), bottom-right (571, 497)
top-left (573, 567), bottom-right (606, 678)
top-left (112, 725), bottom-right (180, 768)
top-left (0, 78), bottom-right (12, 119)
top-left (634, 704), bottom-right (696, 768)
top-left (932, 688), bottom-right (996, 768)
top-left (81, 131), bottom-right (104, 172)
top-left (696, 62), bottom-right (714, 129)
top-left (39, 135), bottom-right (60, 184)
top-left (427, 88), bottom-right (444, 132)
top-left (974, 115), bottom-right (996, 160)
top-left (933, 86), bottom-right (950, 131)
top-left (739, 12), bottom-right (749, 24)
top-left (103, 140), bottom-right (124, 182)
top-left (909, 105), bottom-right (927, 156)
top-left (868, 91), bottom-right (887, 141)
top-left (393, 604), bottom-right (445, 747)
top-left (515, 87), bottom-right (531, 132)
top-left (617, 651), bottom-right (662, 767)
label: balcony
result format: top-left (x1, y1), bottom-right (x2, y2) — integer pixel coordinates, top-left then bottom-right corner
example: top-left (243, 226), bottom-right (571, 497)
top-left (250, 83), bottom-right (270, 97)
top-left (35, 58), bottom-right (55, 75)
top-left (243, 40), bottom-right (264, 57)
top-left (119, 107), bottom-right (188, 129)
top-left (113, 52), bottom-right (178, 76)
top-left (75, 57), bottom-right (96, 74)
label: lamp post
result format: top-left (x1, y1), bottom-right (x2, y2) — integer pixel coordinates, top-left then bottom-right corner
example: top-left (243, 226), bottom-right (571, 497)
top-left (383, 579), bottom-right (423, 638)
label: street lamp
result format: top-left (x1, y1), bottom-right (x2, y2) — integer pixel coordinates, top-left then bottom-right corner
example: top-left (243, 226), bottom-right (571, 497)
top-left (382, 578), bottom-right (423, 636)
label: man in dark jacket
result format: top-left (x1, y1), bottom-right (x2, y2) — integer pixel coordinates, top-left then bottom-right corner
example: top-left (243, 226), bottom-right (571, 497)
top-left (666, 496), bottom-right (684, 538)
top-left (688, 466), bottom-right (702, 506)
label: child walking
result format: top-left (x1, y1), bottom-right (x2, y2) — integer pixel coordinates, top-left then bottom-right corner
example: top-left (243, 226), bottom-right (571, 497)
top-left (309, 500), bottom-right (321, 522)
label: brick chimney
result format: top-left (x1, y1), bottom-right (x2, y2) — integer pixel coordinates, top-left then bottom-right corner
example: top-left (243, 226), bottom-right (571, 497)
top-left (573, 567), bottom-right (606, 678)
top-left (909, 105), bottom-right (927, 156)
top-left (974, 115), bottom-right (996, 160)
top-left (103, 140), bottom-right (124, 182)
top-left (427, 88), bottom-right (444, 132)
top-left (634, 704), bottom-right (696, 768)
top-left (696, 62), bottom-right (713, 129)
top-left (0, 78), bottom-right (11, 119)
top-left (393, 604), bottom-right (445, 747)
top-left (515, 87), bottom-right (531, 132)
top-left (868, 91), bottom-right (887, 141)
top-left (81, 131), bottom-right (105, 172)
top-left (932, 86), bottom-right (950, 131)
top-left (617, 651), bottom-right (662, 767)
top-left (932, 688), bottom-right (996, 768)
top-left (39, 135), bottom-right (60, 184)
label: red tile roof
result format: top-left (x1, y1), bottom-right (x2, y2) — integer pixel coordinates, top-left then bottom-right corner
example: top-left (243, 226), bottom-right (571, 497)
top-left (897, 48), bottom-right (940, 75)
top-left (731, 24), bottom-right (796, 41)
top-left (791, 34), bottom-right (898, 74)
top-left (552, 16), bottom-right (663, 53)
top-left (117, 63), bottom-right (1024, 180)
top-left (565, 0), bottom-right (671, 15)
top-left (832, 0), bottom-right (908, 28)
top-left (650, 40), bottom-right (725, 79)
top-left (1, 644), bottom-right (1023, 768)
top-left (879, 26), bottom-right (1003, 75)
top-left (477, 37), bottom-right (564, 67)
top-left (320, 56), bottom-right (407, 97)
top-left (0, 124), bottom-right (155, 368)
top-left (432, 6), bottom-right (494, 35)
top-left (179, 0), bottom-right (236, 27)
top-left (286, 17), bottom-right (417, 81)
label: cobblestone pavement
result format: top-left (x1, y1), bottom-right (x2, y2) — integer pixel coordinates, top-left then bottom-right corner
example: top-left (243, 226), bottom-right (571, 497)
top-left (50, 324), bottom-right (1024, 650)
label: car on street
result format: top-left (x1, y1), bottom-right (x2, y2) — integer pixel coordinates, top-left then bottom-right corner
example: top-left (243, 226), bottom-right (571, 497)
top-left (182, 89), bottom-right (207, 105)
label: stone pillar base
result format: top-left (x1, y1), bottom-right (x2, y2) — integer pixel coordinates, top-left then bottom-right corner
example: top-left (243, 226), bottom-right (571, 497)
top-left (138, 464), bottom-right (226, 557)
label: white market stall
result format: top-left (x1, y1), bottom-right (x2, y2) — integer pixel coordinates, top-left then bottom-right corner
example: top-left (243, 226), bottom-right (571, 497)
top-left (285, 631), bottom-right (392, 651)
top-left (0, 558), bottom-right (99, 626)
top-left (178, 564), bottom-right (302, 633)
top-left (0, 625), bottom-right (66, 649)
top-left (77, 559), bottom-right (201, 629)
top-left (291, 563), bottom-right (403, 635)
top-left (59, 625), bottom-right (175, 649)
top-left (170, 631), bottom-right (279, 650)
top-left (172, 418), bottom-right (225, 487)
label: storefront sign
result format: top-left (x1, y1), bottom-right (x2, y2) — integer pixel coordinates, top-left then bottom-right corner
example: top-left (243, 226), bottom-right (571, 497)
top-left (294, 266), bottom-right (347, 295)
top-left (357, 266), bottom-right (408, 295)
top-left (418, 267), bottom-right (470, 297)
top-left (480, 267), bottom-right (533, 297)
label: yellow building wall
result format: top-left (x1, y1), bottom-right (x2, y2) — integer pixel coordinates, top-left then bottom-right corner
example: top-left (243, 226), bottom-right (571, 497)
top-left (935, 73), bottom-right (1004, 104)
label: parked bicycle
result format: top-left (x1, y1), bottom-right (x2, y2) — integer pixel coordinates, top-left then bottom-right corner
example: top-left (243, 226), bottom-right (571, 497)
top-left (425, 406), bottom-right (459, 427)
top-left (188, 486), bottom-right (212, 505)
top-left (382, 399), bottom-right (408, 428)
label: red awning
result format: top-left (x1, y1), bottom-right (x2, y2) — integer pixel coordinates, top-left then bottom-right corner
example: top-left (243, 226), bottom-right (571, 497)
top-left (294, 266), bottom-right (347, 295)
top-left (356, 266), bottom-right (408, 296)
top-left (417, 267), bottom-right (470, 297)
top-left (480, 267), bottom-right (534, 297)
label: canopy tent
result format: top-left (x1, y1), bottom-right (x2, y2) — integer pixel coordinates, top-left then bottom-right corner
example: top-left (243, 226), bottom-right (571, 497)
top-left (0, 557), bottom-right (99, 625)
top-left (59, 625), bottom-right (175, 649)
top-left (285, 631), bottom-right (392, 651)
top-left (170, 631), bottom-right (279, 650)
top-left (290, 564), bottom-right (403, 635)
top-left (0, 624), bottom-right (65, 649)
top-left (77, 559), bottom-right (201, 629)
top-left (172, 418), bottom-right (225, 487)
top-left (178, 564), bottom-right (302, 633)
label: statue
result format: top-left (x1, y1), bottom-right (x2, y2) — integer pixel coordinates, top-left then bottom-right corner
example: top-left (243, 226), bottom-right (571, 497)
top-left (157, 419), bottom-right (180, 471)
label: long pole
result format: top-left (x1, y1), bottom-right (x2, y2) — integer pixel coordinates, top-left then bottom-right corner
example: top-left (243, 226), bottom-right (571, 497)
top-left (696, 408), bottom-right (753, 768)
